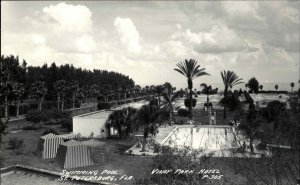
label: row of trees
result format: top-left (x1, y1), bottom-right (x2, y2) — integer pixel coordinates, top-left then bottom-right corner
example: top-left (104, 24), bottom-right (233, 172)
top-left (1, 55), bottom-right (148, 118)
top-left (246, 77), bottom-right (296, 93)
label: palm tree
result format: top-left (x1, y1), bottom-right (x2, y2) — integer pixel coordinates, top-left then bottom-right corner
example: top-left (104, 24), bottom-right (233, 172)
top-left (54, 80), bottom-right (67, 110)
top-left (259, 85), bottom-right (263, 91)
top-left (76, 87), bottom-right (85, 107)
top-left (31, 81), bottom-right (48, 111)
top-left (0, 70), bottom-right (14, 118)
top-left (172, 87), bottom-right (176, 94)
top-left (161, 83), bottom-right (181, 125)
top-left (155, 85), bottom-right (164, 107)
top-left (275, 84), bottom-right (278, 92)
top-left (220, 70), bottom-right (243, 119)
top-left (290, 82), bottom-right (294, 92)
top-left (91, 84), bottom-right (99, 105)
top-left (12, 82), bottom-right (25, 116)
top-left (200, 83), bottom-right (212, 104)
top-left (69, 81), bottom-right (79, 109)
top-left (174, 59), bottom-right (210, 120)
top-left (134, 85), bottom-right (141, 97)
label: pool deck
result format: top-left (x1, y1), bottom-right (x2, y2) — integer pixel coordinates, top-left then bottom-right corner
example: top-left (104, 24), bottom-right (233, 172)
top-left (125, 124), bottom-right (273, 158)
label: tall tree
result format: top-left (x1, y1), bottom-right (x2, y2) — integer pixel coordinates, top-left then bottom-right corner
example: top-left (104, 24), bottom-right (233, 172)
top-left (31, 81), bottom-right (47, 111)
top-left (200, 83), bottom-right (212, 104)
top-left (174, 59), bottom-right (210, 120)
top-left (53, 80), bottom-right (67, 110)
top-left (69, 81), bottom-right (79, 109)
top-left (290, 82), bottom-right (294, 92)
top-left (161, 83), bottom-right (181, 125)
top-left (220, 70), bottom-right (243, 119)
top-left (76, 87), bottom-right (85, 107)
top-left (91, 84), bottom-right (99, 105)
top-left (247, 77), bottom-right (259, 93)
top-left (0, 71), bottom-right (14, 118)
top-left (275, 84), bottom-right (278, 92)
top-left (12, 82), bottom-right (25, 116)
top-left (155, 85), bottom-right (164, 108)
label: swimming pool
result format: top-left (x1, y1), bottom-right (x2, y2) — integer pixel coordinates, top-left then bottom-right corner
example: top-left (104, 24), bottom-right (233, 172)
top-left (162, 125), bottom-right (241, 157)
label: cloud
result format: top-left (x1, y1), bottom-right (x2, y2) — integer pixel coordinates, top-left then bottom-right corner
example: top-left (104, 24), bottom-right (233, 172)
top-left (2, 1), bottom-right (299, 86)
top-left (42, 2), bottom-right (93, 33)
top-left (75, 35), bottom-right (97, 53)
top-left (32, 34), bottom-right (47, 46)
top-left (171, 24), bottom-right (258, 54)
top-left (114, 17), bottom-right (142, 53)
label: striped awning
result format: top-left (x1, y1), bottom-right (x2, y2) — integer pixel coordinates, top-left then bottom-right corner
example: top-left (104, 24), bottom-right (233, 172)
top-left (56, 140), bottom-right (94, 169)
top-left (37, 133), bottom-right (64, 159)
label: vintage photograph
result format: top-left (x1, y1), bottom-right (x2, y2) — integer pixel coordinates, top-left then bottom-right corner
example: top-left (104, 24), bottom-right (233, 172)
top-left (1, 1), bottom-right (299, 185)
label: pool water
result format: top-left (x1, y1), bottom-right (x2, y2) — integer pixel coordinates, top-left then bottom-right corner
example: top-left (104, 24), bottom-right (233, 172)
top-left (163, 126), bottom-right (241, 156)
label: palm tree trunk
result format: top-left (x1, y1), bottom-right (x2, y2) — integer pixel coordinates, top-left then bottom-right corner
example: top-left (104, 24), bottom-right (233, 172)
top-left (4, 96), bottom-right (8, 118)
top-left (223, 87), bottom-right (228, 119)
top-left (223, 105), bottom-right (227, 119)
top-left (61, 96), bottom-right (64, 110)
top-left (158, 93), bottom-right (161, 108)
top-left (57, 94), bottom-right (60, 110)
top-left (169, 105), bottom-right (173, 125)
top-left (189, 88), bottom-right (193, 120)
top-left (38, 98), bottom-right (42, 111)
top-left (16, 99), bottom-right (20, 117)
top-left (72, 93), bottom-right (75, 109)
top-left (207, 93), bottom-right (209, 104)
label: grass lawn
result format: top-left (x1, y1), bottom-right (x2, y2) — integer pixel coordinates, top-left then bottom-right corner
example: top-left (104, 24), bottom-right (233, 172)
top-left (1, 109), bottom-right (297, 185)
top-left (1, 123), bottom-right (153, 185)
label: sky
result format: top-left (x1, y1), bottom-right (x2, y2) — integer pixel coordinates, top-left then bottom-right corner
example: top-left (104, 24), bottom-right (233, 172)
top-left (1, 1), bottom-right (300, 90)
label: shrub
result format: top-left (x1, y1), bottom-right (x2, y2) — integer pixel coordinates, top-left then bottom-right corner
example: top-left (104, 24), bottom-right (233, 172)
top-left (97, 102), bottom-right (111, 110)
top-left (8, 137), bottom-right (24, 150)
top-left (23, 125), bottom-right (43, 130)
top-left (26, 110), bottom-right (47, 124)
top-left (61, 118), bottom-right (73, 131)
top-left (46, 109), bottom-right (70, 124)
top-left (42, 128), bottom-right (59, 136)
top-left (256, 143), bottom-right (267, 150)
top-left (184, 98), bottom-right (197, 108)
top-left (0, 155), bottom-right (4, 167)
top-left (178, 108), bottom-right (189, 117)
top-left (153, 144), bottom-right (161, 153)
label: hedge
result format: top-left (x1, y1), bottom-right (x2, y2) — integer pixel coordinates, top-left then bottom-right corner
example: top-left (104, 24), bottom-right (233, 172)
top-left (178, 109), bottom-right (189, 117)
top-left (97, 102), bottom-right (112, 110)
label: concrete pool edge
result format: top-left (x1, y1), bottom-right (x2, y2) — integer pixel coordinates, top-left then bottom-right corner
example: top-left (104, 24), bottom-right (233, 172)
top-left (160, 126), bottom-right (179, 145)
top-left (1, 164), bottom-right (116, 185)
